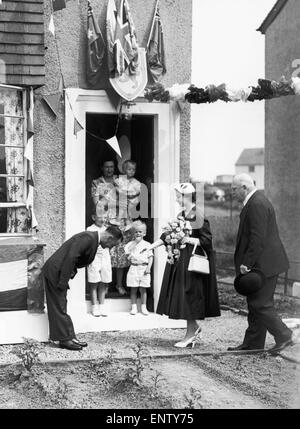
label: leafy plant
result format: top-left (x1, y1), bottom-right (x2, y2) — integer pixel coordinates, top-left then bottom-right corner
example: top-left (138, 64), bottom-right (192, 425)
top-left (10, 338), bottom-right (45, 373)
top-left (115, 342), bottom-right (147, 389)
top-left (125, 343), bottom-right (146, 387)
top-left (183, 387), bottom-right (203, 409)
top-left (149, 370), bottom-right (166, 399)
top-left (35, 373), bottom-right (70, 404)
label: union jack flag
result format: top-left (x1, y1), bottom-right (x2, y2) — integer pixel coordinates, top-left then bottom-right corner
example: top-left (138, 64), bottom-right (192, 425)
top-left (106, 0), bottom-right (139, 78)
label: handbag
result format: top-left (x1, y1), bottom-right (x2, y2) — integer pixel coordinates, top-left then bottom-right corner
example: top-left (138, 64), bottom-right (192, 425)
top-left (188, 243), bottom-right (210, 274)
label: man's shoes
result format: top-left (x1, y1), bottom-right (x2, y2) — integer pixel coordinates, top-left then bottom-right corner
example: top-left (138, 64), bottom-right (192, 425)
top-left (227, 344), bottom-right (253, 351)
top-left (59, 340), bottom-right (82, 351)
top-left (73, 338), bottom-right (88, 348)
top-left (270, 336), bottom-right (293, 353)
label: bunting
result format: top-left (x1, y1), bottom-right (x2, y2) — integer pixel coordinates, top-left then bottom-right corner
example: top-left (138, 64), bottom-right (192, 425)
top-left (42, 93), bottom-right (61, 117)
top-left (146, 0), bottom-right (166, 84)
top-left (52, 0), bottom-right (66, 12)
top-left (74, 117), bottom-right (84, 137)
top-left (49, 14), bottom-right (55, 35)
top-left (86, 1), bottom-right (105, 87)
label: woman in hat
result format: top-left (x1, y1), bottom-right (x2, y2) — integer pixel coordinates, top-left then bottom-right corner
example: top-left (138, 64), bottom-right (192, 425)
top-left (147, 182), bottom-right (221, 348)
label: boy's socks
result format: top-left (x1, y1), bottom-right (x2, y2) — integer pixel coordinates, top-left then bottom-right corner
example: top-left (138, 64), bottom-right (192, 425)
top-left (99, 304), bottom-right (108, 317)
top-left (130, 304), bottom-right (137, 315)
top-left (91, 304), bottom-right (101, 317)
top-left (141, 304), bottom-right (149, 316)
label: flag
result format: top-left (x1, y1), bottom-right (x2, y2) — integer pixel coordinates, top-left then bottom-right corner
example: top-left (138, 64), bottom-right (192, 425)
top-left (146, 2), bottom-right (166, 84)
top-left (43, 93), bottom-right (61, 117)
top-left (49, 14), bottom-right (55, 35)
top-left (24, 88), bottom-right (38, 229)
top-left (74, 117), bottom-right (84, 137)
top-left (24, 88), bottom-right (34, 188)
top-left (86, 1), bottom-right (105, 87)
top-left (52, 0), bottom-right (66, 12)
top-left (106, 135), bottom-right (122, 157)
top-left (106, 0), bottom-right (139, 78)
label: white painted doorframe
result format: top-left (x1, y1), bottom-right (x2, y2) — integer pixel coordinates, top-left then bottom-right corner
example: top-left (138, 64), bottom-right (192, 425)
top-left (65, 89), bottom-right (180, 328)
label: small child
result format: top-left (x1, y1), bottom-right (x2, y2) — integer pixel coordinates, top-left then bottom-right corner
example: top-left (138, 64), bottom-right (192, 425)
top-left (86, 210), bottom-right (112, 317)
top-left (110, 160), bottom-right (142, 296)
top-left (115, 159), bottom-right (141, 222)
top-left (124, 220), bottom-right (153, 315)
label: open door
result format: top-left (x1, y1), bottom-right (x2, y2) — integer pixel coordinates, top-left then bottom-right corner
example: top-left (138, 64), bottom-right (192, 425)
top-left (85, 113), bottom-right (154, 311)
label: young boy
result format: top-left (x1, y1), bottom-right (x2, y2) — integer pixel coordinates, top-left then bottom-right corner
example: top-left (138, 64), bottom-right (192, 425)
top-left (86, 208), bottom-right (112, 317)
top-left (124, 220), bottom-right (153, 315)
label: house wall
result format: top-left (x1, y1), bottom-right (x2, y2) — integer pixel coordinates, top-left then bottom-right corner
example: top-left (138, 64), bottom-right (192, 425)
top-left (34, 0), bottom-right (193, 258)
top-left (235, 165), bottom-right (264, 190)
top-left (264, 0), bottom-right (300, 279)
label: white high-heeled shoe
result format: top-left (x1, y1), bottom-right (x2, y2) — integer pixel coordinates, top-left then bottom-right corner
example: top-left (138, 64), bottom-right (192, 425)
top-left (174, 337), bottom-right (197, 348)
top-left (174, 326), bottom-right (202, 348)
top-left (194, 326), bottom-right (202, 338)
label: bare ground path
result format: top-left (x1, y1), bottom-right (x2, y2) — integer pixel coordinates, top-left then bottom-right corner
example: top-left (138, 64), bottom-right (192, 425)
top-left (0, 311), bottom-right (299, 409)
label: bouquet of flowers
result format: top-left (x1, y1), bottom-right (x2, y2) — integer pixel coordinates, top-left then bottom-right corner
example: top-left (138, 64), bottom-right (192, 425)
top-left (162, 216), bottom-right (192, 264)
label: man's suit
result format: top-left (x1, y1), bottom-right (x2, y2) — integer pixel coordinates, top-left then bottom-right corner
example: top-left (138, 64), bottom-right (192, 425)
top-left (234, 191), bottom-right (292, 348)
top-left (42, 231), bottom-right (99, 341)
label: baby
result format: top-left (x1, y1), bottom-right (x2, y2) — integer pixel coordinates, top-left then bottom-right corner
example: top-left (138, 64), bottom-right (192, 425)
top-left (115, 159), bottom-right (141, 221)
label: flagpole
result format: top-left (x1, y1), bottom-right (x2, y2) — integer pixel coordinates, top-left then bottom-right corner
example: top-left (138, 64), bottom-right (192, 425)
top-left (147, 0), bottom-right (160, 49)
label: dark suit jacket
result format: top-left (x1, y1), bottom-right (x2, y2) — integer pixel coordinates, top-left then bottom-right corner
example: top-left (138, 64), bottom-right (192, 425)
top-left (42, 231), bottom-right (99, 290)
top-left (234, 191), bottom-right (289, 278)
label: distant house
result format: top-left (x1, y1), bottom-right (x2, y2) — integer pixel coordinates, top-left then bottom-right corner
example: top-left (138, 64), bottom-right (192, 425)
top-left (235, 148), bottom-right (264, 189)
top-left (258, 0), bottom-right (300, 281)
top-left (215, 174), bottom-right (234, 184)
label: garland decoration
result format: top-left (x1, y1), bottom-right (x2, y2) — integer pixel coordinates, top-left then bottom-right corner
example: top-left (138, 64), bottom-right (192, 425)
top-left (144, 76), bottom-right (300, 104)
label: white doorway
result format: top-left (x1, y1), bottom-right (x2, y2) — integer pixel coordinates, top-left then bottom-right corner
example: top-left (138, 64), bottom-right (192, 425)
top-left (65, 89), bottom-right (181, 330)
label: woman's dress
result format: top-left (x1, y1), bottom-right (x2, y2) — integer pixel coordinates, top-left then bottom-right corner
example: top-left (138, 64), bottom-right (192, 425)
top-left (91, 175), bottom-right (118, 222)
top-left (156, 211), bottom-right (221, 320)
top-left (110, 176), bottom-right (141, 269)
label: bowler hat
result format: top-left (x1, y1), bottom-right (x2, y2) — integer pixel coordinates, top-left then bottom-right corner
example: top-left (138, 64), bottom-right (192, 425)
top-left (234, 269), bottom-right (265, 296)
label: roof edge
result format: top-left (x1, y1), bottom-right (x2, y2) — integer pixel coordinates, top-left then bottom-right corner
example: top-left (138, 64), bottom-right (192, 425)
top-left (257, 0), bottom-right (288, 34)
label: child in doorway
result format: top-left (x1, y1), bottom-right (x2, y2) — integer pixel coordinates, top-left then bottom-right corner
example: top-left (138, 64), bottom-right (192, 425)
top-left (110, 160), bottom-right (142, 296)
top-left (86, 208), bottom-right (112, 317)
top-left (124, 220), bottom-right (153, 315)
top-left (114, 159), bottom-right (141, 222)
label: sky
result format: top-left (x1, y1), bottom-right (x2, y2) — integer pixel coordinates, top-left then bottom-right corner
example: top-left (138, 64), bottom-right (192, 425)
top-left (190, 0), bottom-right (276, 183)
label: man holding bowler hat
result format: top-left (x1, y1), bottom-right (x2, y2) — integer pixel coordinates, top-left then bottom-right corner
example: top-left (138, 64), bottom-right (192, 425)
top-left (229, 173), bottom-right (293, 352)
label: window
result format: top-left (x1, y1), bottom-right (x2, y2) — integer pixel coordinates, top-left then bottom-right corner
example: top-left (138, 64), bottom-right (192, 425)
top-left (0, 85), bottom-right (31, 234)
top-left (249, 165), bottom-right (255, 173)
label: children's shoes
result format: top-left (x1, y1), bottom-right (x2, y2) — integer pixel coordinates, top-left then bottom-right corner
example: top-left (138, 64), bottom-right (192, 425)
top-left (141, 304), bottom-right (149, 316)
top-left (91, 304), bottom-right (101, 317)
top-left (99, 304), bottom-right (108, 317)
top-left (130, 304), bottom-right (138, 315)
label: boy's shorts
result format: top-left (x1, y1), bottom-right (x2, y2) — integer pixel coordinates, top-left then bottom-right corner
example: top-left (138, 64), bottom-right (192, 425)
top-left (87, 249), bottom-right (112, 283)
top-left (126, 265), bottom-right (151, 288)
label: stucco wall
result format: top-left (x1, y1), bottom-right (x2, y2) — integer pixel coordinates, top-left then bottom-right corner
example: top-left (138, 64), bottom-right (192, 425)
top-left (264, 0), bottom-right (300, 279)
top-left (35, 0), bottom-right (192, 257)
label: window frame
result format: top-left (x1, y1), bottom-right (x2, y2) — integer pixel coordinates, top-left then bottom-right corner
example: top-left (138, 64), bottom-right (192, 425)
top-left (0, 83), bottom-right (30, 236)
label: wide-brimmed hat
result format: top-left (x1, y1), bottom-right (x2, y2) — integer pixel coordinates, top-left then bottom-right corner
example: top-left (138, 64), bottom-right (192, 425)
top-left (234, 269), bottom-right (265, 296)
top-left (174, 182), bottom-right (195, 195)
